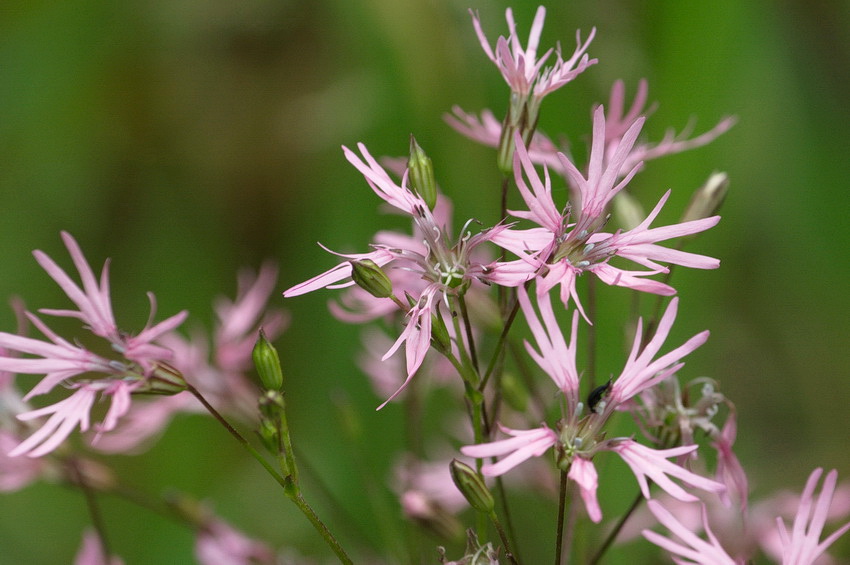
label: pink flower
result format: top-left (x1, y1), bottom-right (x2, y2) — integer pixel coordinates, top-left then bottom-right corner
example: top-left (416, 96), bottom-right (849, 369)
top-left (607, 298), bottom-right (710, 409)
top-left (470, 6), bottom-right (596, 100)
top-left (0, 233), bottom-right (189, 457)
top-left (0, 431), bottom-right (44, 490)
top-left (601, 79), bottom-right (736, 175)
top-left (284, 144), bottom-right (511, 406)
top-left (643, 469), bottom-right (850, 565)
top-left (776, 468), bottom-right (850, 565)
top-left (711, 412), bottom-right (749, 511)
top-left (613, 441), bottom-right (725, 504)
top-left (643, 499), bottom-right (742, 565)
top-left (462, 426), bottom-right (724, 523)
top-left (34, 232), bottom-right (187, 372)
top-left (195, 519), bottom-right (276, 565)
top-left (461, 290), bottom-right (720, 522)
top-left (95, 265), bottom-right (285, 453)
top-left (492, 111), bottom-right (720, 311)
top-left (461, 424), bottom-right (559, 477)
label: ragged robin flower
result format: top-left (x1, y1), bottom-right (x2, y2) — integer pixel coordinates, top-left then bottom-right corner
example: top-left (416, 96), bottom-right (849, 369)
top-left (0, 232), bottom-right (188, 457)
top-left (283, 143), bottom-right (523, 408)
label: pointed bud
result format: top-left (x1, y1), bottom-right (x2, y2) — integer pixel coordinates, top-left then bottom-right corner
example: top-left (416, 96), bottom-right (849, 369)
top-left (449, 459), bottom-right (495, 513)
top-left (142, 362), bottom-right (188, 395)
top-left (350, 259), bottom-right (393, 299)
top-left (681, 172), bottom-right (729, 223)
top-left (612, 190), bottom-right (646, 231)
top-left (428, 310), bottom-right (452, 357)
top-left (253, 329), bottom-right (284, 391)
top-left (408, 135), bottom-right (437, 210)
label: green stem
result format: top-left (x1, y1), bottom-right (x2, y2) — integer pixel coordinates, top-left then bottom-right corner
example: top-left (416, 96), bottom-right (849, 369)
top-left (490, 510), bottom-right (520, 565)
top-left (588, 489), bottom-right (645, 565)
top-left (457, 294), bottom-right (480, 373)
top-left (480, 295), bottom-right (521, 393)
top-left (187, 385), bottom-right (353, 565)
top-left (554, 469), bottom-right (569, 565)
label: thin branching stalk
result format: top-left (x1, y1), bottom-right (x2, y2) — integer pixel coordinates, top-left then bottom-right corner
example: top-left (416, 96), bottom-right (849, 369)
top-left (187, 384), bottom-right (353, 565)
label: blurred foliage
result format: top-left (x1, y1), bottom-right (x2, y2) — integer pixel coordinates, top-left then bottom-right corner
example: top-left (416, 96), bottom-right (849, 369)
top-left (2, 0), bottom-right (850, 562)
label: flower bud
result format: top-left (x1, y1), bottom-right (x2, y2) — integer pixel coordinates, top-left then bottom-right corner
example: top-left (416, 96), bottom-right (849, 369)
top-left (612, 190), bottom-right (646, 231)
top-left (681, 171), bottom-right (729, 223)
top-left (408, 135), bottom-right (437, 210)
top-left (449, 459), bottom-right (495, 513)
top-left (143, 362), bottom-right (188, 394)
top-left (350, 259), bottom-right (393, 299)
top-left (252, 329), bottom-right (284, 391)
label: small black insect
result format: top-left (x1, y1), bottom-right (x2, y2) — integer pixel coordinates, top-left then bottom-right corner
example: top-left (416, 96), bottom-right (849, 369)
top-left (586, 379), bottom-right (612, 414)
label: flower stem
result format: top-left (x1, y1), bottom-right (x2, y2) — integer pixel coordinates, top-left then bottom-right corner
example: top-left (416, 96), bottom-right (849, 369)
top-left (490, 510), bottom-right (521, 565)
top-left (187, 384), bottom-right (353, 565)
top-left (555, 468), bottom-right (569, 565)
top-left (588, 489), bottom-right (645, 565)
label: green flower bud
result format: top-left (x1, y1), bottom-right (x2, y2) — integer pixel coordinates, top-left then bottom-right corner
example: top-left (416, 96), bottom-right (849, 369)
top-left (350, 259), bottom-right (393, 299)
top-left (142, 362), bottom-right (188, 395)
top-left (252, 329), bottom-right (284, 391)
top-left (681, 171), bottom-right (729, 224)
top-left (408, 135), bottom-right (437, 210)
top-left (449, 459), bottom-right (495, 513)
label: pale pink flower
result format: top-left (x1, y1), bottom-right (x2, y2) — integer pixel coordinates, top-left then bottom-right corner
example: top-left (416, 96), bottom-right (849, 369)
top-left (643, 469), bottom-right (850, 565)
top-left (462, 290), bottom-right (720, 522)
top-left (9, 382), bottom-right (137, 458)
top-left (711, 413), bottom-right (749, 511)
top-left (601, 79), bottom-right (736, 175)
top-left (95, 265), bottom-right (285, 453)
top-left (643, 499), bottom-right (742, 565)
top-left (446, 80), bottom-right (734, 179)
top-left (74, 529), bottom-right (124, 565)
top-left (462, 427), bottom-right (723, 524)
top-left (492, 112), bottom-right (720, 311)
top-left (0, 430), bottom-right (43, 490)
top-left (0, 233), bottom-right (188, 457)
top-left (195, 519), bottom-right (276, 565)
top-left (34, 231), bottom-right (187, 372)
top-left (470, 6), bottom-right (596, 100)
top-left (775, 468), bottom-right (850, 565)
top-left (284, 144), bottom-right (513, 406)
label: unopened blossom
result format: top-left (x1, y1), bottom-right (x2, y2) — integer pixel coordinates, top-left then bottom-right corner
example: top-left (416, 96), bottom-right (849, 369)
top-left (284, 144), bottom-right (515, 407)
top-left (0, 233), bottom-right (188, 457)
top-left (461, 290), bottom-right (721, 521)
top-left (492, 111), bottom-right (720, 312)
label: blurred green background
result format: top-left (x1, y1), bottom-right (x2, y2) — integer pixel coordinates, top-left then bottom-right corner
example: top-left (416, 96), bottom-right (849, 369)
top-left (2, 0), bottom-right (849, 563)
